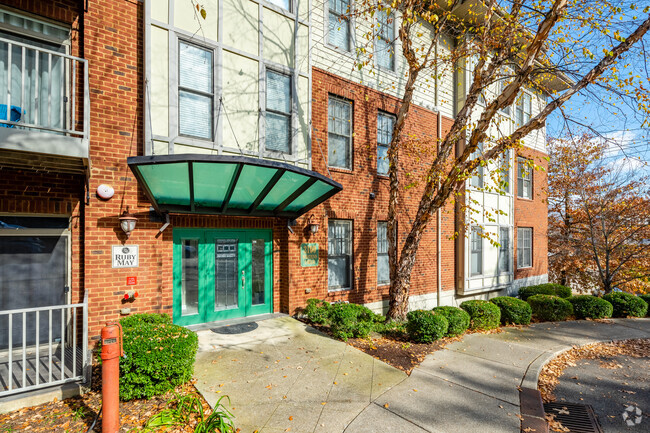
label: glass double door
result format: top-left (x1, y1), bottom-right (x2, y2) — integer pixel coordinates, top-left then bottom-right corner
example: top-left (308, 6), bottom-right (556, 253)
top-left (173, 229), bottom-right (272, 326)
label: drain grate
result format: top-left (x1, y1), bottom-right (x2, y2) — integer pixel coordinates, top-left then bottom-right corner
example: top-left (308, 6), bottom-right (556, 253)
top-left (211, 322), bottom-right (259, 334)
top-left (543, 402), bottom-right (604, 433)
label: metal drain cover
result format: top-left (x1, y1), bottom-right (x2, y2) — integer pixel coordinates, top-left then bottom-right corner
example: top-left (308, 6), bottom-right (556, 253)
top-left (211, 322), bottom-right (259, 334)
top-left (543, 402), bottom-right (604, 433)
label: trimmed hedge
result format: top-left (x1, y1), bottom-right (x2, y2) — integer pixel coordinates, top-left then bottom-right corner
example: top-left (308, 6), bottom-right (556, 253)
top-left (304, 298), bottom-right (331, 324)
top-left (406, 310), bottom-right (449, 343)
top-left (568, 296), bottom-right (613, 319)
top-left (603, 292), bottom-right (648, 318)
top-left (329, 302), bottom-right (379, 340)
top-left (432, 306), bottom-right (470, 336)
top-left (460, 300), bottom-right (501, 331)
top-left (110, 313), bottom-right (198, 401)
top-left (489, 296), bottom-right (532, 325)
top-left (518, 283), bottom-right (572, 301)
top-left (527, 295), bottom-right (573, 321)
top-left (639, 295), bottom-right (650, 316)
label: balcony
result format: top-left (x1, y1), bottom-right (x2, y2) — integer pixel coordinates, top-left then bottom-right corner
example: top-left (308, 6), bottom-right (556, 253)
top-left (0, 37), bottom-right (89, 175)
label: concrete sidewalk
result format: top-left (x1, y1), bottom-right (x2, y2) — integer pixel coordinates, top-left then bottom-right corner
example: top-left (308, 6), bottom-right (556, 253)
top-left (193, 316), bottom-right (650, 433)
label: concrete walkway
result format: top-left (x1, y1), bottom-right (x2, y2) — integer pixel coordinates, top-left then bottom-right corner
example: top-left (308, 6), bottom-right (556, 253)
top-left (193, 317), bottom-right (650, 433)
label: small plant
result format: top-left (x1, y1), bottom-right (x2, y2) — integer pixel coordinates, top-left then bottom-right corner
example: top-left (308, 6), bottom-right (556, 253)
top-left (143, 393), bottom-right (235, 433)
top-left (527, 294), bottom-right (573, 321)
top-left (328, 302), bottom-right (377, 341)
top-left (518, 283), bottom-right (572, 301)
top-left (406, 310), bottom-right (448, 343)
top-left (432, 306), bottom-right (470, 336)
top-left (71, 406), bottom-right (87, 422)
top-left (639, 294), bottom-right (650, 316)
top-left (459, 300), bottom-right (501, 331)
top-left (568, 295), bottom-right (613, 319)
top-left (603, 292), bottom-right (648, 318)
top-left (489, 296), bottom-right (532, 325)
top-left (304, 298), bottom-right (331, 324)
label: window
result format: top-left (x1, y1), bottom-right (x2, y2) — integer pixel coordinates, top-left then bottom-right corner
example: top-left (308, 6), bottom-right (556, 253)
top-left (266, 70), bottom-right (292, 153)
top-left (469, 55), bottom-right (485, 105)
top-left (328, 0), bottom-right (351, 50)
top-left (500, 149), bottom-right (511, 193)
top-left (376, 10), bottom-right (394, 70)
top-left (328, 96), bottom-right (352, 169)
top-left (377, 112), bottom-right (394, 175)
top-left (267, 0), bottom-right (290, 11)
top-left (471, 142), bottom-right (484, 188)
top-left (328, 220), bottom-right (352, 290)
top-left (517, 227), bottom-right (532, 268)
top-left (377, 221), bottom-right (389, 285)
top-left (498, 227), bottom-right (510, 273)
top-left (499, 68), bottom-right (511, 115)
top-left (470, 227), bottom-right (482, 276)
top-left (179, 41), bottom-right (214, 139)
top-left (516, 92), bottom-right (532, 127)
top-left (517, 157), bottom-right (533, 199)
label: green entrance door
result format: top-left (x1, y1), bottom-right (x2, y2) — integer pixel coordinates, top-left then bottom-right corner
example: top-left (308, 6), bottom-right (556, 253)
top-left (173, 229), bottom-right (272, 326)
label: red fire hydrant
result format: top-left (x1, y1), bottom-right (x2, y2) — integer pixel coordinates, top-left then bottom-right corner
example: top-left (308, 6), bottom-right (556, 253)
top-left (101, 322), bottom-right (124, 433)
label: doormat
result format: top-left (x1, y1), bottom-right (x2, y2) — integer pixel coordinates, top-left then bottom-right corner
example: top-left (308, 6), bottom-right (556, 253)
top-left (211, 322), bottom-right (259, 334)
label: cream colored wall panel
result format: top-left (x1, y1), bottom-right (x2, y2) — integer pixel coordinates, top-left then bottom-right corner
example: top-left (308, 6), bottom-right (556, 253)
top-left (296, 75), bottom-right (310, 163)
top-left (484, 193), bottom-right (499, 220)
top-left (223, 0), bottom-right (258, 55)
top-left (222, 51), bottom-right (259, 152)
top-left (469, 278), bottom-right (485, 290)
top-left (174, 0), bottom-right (218, 42)
top-left (175, 143), bottom-right (215, 154)
top-left (263, 8), bottom-right (294, 68)
top-left (150, 25), bottom-right (169, 137)
top-left (152, 0), bottom-right (169, 23)
top-left (498, 195), bottom-right (511, 225)
top-left (153, 140), bottom-right (169, 155)
top-left (483, 226), bottom-right (498, 276)
top-left (297, 24), bottom-right (309, 74)
top-left (298, 0), bottom-right (309, 22)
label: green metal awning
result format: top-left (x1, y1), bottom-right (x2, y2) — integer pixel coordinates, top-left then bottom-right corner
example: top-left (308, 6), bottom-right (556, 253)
top-left (127, 154), bottom-right (342, 219)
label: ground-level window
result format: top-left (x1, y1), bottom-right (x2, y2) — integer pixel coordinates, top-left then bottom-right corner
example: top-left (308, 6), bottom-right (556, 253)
top-left (517, 157), bottom-right (533, 199)
top-left (328, 219), bottom-right (352, 290)
top-left (517, 227), bottom-right (533, 268)
top-left (498, 227), bottom-right (510, 273)
top-left (470, 226), bottom-right (482, 276)
top-left (377, 221), bottom-right (389, 285)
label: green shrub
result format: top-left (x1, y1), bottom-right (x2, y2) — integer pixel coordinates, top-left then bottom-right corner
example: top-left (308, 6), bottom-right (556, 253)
top-left (114, 313), bottom-right (198, 401)
top-left (459, 300), bottom-right (501, 331)
top-left (527, 295), bottom-right (574, 321)
top-left (304, 298), bottom-right (331, 324)
top-left (432, 306), bottom-right (470, 336)
top-left (518, 283), bottom-right (572, 301)
top-left (489, 297), bottom-right (532, 325)
top-left (568, 296), bottom-right (613, 319)
top-left (406, 310), bottom-right (449, 343)
top-left (329, 303), bottom-right (377, 340)
top-left (603, 292), bottom-right (648, 318)
top-left (639, 295), bottom-right (650, 316)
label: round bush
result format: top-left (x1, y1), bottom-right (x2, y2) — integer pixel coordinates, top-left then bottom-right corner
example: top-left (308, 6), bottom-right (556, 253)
top-left (459, 300), bottom-right (501, 331)
top-left (603, 292), bottom-right (648, 318)
top-left (527, 295), bottom-right (573, 321)
top-left (114, 313), bottom-right (198, 401)
top-left (568, 295), bottom-right (613, 319)
top-left (329, 303), bottom-right (376, 341)
top-left (406, 310), bottom-right (449, 343)
top-left (304, 298), bottom-right (331, 324)
top-left (639, 295), bottom-right (650, 316)
top-left (518, 284), bottom-right (572, 301)
top-left (432, 306), bottom-right (470, 336)
top-left (489, 296), bottom-right (532, 325)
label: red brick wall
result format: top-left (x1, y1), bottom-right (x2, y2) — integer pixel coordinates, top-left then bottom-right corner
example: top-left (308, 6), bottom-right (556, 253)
top-left (514, 147), bottom-right (548, 279)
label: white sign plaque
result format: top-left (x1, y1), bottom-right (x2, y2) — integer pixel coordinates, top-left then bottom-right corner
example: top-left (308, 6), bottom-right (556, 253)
top-left (112, 245), bottom-right (139, 268)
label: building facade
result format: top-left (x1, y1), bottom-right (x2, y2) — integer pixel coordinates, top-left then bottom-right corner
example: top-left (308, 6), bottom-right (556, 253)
top-left (0, 0), bottom-right (553, 399)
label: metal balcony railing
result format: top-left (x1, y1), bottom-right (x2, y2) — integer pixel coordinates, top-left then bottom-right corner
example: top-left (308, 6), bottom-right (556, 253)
top-left (0, 292), bottom-right (89, 397)
top-left (0, 37), bottom-right (89, 140)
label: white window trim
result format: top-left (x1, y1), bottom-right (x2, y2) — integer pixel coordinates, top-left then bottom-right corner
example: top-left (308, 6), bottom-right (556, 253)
top-left (498, 226), bottom-right (511, 274)
top-left (377, 111), bottom-right (395, 176)
top-left (327, 95), bottom-right (353, 170)
top-left (324, 0), bottom-right (355, 54)
top-left (264, 0), bottom-right (293, 14)
top-left (264, 67), bottom-right (294, 155)
top-left (517, 156), bottom-right (533, 199)
top-left (516, 90), bottom-right (533, 128)
top-left (377, 221), bottom-right (390, 286)
top-left (517, 227), bottom-right (533, 269)
top-left (328, 219), bottom-right (353, 291)
top-left (470, 226), bottom-right (483, 276)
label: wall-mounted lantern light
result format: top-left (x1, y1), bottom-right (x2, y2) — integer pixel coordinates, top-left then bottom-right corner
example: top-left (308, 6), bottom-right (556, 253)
top-left (308, 215), bottom-right (319, 234)
top-left (119, 208), bottom-right (137, 238)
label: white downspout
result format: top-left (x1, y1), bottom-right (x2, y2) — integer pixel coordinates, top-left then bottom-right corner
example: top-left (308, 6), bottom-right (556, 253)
top-left (435, 36), bottom-right (443, 308)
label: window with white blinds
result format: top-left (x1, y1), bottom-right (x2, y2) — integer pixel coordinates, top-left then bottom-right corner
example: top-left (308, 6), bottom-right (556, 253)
top-left (328, 96), bottom-right (352, 169)
top-left (377, 112), bottom-right (394, 175)
top-left (516, 92), bottom-right (532, 127)
top-left (517, 227), bottom-right (532, 268)
top-left (471, 226), bottom-right (483, 276)
top-left (178, 41), bottom-right (213, 140)
top-left (376, 10), bottom-right (394, 70)
top-left (517, 157), bottom-right (533, 199)
top-left (328, 0), bottom-right (351, 50)
top-left (266, 70), bottom-right (292, 153)
top-left (328, 220), bottom-right (352, 290)
top-left (377, 221), bottom-right (389, 285)
top-left (498, 227), bottom-right (510, 273)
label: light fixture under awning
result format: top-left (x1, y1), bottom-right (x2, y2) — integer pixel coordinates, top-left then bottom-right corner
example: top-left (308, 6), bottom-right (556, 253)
top-left (127, 154), bottom-right (343, 219)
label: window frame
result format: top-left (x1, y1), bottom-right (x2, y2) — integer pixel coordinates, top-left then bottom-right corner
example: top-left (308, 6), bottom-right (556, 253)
top-left (471, 142), bottom-right (484, 189)
top-left (376, 111), bottom-right (395, 176)
top-left (517, 227), bottom-right (533, 269)
top-left (375, 9), bottom-right (396, 71)
top-left (264, 68), bottom-right (293, 155)
top-left (377, 221), bottom-right (390, 286)
top-left (470, 226), bottom-right (483, 276)
top-left (498, 67), bottom-right (511, 116)
top-left (326, 0), bottom-right (352, 52)
top-left (177, 39), bottom-right (215, 141)
top-left (500, 149), bottom-right (511, 194)
top-left (327, 95), bottom-right (353, 170)
top-left (265, 0), bottom-right (292, 13)
top-left (328, 219), bottom-right (353, 291)
top-left (498, 227), bottom-right (511, 274)
top-left (517, 156), bottom-right (533, 199)
top-left (516, 90), bottom-right (533, 127)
